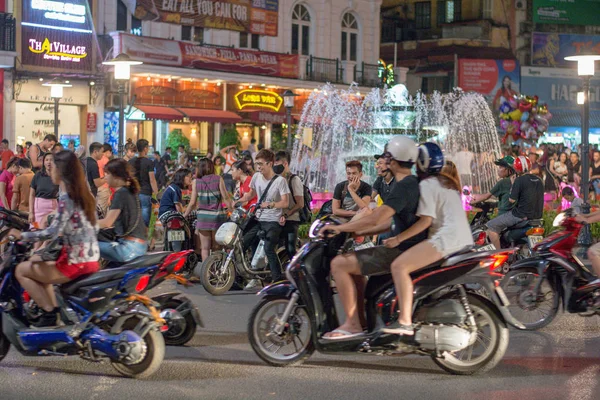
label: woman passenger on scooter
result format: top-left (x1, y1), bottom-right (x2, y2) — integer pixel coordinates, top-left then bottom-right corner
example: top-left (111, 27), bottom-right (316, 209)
top-left (158, 168), bottom-right (192, 221)
top-left (232, 160), bottom-right (256, 210)
top-left (97, 159), bottom-right (147, 263)
top-left (382, 143), bottom-right (474, 335)
top-left (9, 151), bottom-right (100, 327)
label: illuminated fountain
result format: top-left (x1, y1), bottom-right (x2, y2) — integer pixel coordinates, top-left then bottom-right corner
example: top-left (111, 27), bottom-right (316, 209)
top-left (290, 84), bottom-right (502, 207)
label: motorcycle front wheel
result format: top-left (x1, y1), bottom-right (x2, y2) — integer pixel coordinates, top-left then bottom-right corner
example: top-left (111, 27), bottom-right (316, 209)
top-left (159, 299), bottom-right (197, 346)
top-left (501, 268), bottom-right (559, 330)
top-left (248, 296), bottom-right (314, 367)
top-left (199, 252), bottom-right (235, 295)
top-left (432, 294), bottom-right (509, 375)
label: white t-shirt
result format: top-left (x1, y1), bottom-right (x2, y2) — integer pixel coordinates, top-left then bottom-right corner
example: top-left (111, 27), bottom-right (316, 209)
top-left (454, 151), bottom-right (474, 176)
top-left (250, 173), bottom-right (290, 222)
top-left (417, 178), bottom-right (474, 253)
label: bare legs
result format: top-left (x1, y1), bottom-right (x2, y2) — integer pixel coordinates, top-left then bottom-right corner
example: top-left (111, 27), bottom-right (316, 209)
top-left (487, 230), bottom-right (501, 250)
top-left (324, 254), bottom-right (366, 338)
top-left (587, 246), bottom-right (600, 278)
top-left (15, 255), bottom-right (70, 312)
top-left (198, 230), bottom-right (213, 261)
top-left (390, 242), bottom-right (442, 326)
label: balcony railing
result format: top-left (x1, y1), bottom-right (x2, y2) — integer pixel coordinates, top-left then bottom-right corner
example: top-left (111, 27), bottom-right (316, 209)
top-left (0, 13), bottom-right (15, 52)
top-left (354, 62), bottom-right (380, 87)
top-left (305, 56), bottom-right (344, 84)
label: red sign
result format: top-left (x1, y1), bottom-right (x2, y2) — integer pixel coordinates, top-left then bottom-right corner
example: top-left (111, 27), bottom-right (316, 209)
top-left (114, 32), bottom-right (299, 79)
top-left (132, 0), bottom-right (278, 36)
top-left (86, 112), bottom-right (97, 132)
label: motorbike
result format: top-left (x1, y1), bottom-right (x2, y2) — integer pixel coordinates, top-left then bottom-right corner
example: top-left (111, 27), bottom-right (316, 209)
top-left (247, 216), bottom-right (525, 375)
top-left (468, 200), bottom-right (545, 261)
top-left (501, 211), bottom-right (600, 330)
top-left (160, 211), bottom-right (199, 277)
top-left (198, 206), bottom-right (294, 295)
top-left (0, 236), bottom-right (187, 378)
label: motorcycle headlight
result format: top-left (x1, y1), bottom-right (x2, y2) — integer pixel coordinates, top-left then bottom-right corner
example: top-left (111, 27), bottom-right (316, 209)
top-left (553, 212), bottom-right (566, 227)
top-left (230, 211), bottom-right (240, 223)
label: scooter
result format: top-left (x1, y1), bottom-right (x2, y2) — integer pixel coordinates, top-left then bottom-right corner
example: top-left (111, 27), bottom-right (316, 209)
top-left (160, 211), bottom-right (199, 277)
top-left (501, 211), bottom-right (600, 330)
top-left (247, 216), bottom-right (525, 375)
top-left (0, 236), bottom-right (172, 378)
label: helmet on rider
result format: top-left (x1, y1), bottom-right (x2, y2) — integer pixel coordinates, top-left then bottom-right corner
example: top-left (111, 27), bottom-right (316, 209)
top-left (513, 156), bottom-right (531, 175)
top-left (417, 142), bottom-right (445, 174)
top-left (384, 136), bottom-right (419, 164)
top-left (494, 155), bottom-right (515, 174)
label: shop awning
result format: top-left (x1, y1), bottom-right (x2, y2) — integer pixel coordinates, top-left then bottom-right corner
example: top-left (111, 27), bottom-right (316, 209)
top-left (550, 111), bottom-right (600, 128)
top-left (136, 105), bottom-right (186, 121)
top-left (179, 108), bottom-right (242, 123)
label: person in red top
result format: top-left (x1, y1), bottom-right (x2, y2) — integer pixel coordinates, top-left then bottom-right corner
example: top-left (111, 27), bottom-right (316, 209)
top-left (0, 157), bottom-right (19, 208)
top-left (231, 160), bottom-right (256, 210)
top-left (0, 139), bottom-right (15, 172)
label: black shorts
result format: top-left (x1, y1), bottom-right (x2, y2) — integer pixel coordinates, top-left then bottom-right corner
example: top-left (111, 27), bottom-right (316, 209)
top-left (356, 246), bottom-right (403, 276)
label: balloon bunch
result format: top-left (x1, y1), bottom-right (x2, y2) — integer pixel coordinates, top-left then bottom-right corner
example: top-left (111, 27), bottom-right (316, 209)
top-left (498, 95), bottom-right (552, 144)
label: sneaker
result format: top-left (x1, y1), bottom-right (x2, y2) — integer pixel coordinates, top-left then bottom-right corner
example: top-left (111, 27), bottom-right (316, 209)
top-left (382, 321), bottom-right (414, 336)
top-left (244, 279), bottom-right (262, 291)
top-left (32, 308), bottom-right (62, 328)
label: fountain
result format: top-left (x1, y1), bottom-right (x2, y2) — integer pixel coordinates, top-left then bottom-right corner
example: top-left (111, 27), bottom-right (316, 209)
top-left (290, 83), bottom-right (503, 208)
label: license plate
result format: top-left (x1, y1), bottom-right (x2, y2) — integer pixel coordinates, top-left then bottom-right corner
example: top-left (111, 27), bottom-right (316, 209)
top-left (477, 244), bottom-right (496, 252)
top-left (355, 241), bottom-right (375, 251)
top-left (167, 230), bottom-right (185, 241)
top-left (528, 235), bottom-right (543, 247)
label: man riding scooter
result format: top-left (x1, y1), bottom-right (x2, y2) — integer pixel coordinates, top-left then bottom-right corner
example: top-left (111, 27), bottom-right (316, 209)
top-left (471, 156), bottom-right (515, 216)
top-left (320, 136), bottom-right (427, 340)
top-left (486, 156), bottom-right (544, 250)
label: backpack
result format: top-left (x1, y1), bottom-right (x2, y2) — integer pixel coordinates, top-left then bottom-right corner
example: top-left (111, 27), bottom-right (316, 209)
top-left (287, 174), bottom-right (313, 224)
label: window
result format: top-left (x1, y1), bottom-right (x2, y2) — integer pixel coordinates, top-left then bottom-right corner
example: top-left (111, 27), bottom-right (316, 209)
top-left (182, 26), bottom-right (204, 43)
top-left (437, 1), bottom-right (461, 24)
top-left (415, 2), bottom-right (432, 29)
top-left (117, 0), bottom-right (128, 31)
top-left (240, 32), bottom-right (260, 49)
top-left (291, 4), bottom-right (311, 56)
top-left (422, 76), bottom-right (450, 94)
top-left (341, 13), bottom-right (359, 62)
top-left (482, 0), bottom-right (493, 19)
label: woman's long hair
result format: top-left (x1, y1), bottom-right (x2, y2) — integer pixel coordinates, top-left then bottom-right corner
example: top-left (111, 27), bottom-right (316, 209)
top-left (40, 152), bottom-right (53, 176)
top-left (104, 159), bottom-right (140, 195)
top-left (171, 168), bottom-right (191, 189)
top-left (197, 157), bottom-right (215, 179)
top-left (232, 160), bottom-right (251, 177)
top-left (441, 161), bottom-right (462, 190)
top-left (53, 150), bottom-right (97, 225)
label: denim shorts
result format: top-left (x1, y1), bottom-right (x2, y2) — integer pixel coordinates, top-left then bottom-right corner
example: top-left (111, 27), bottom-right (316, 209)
top-left (486, 212), bottom-right (525, 234)
top-left (98, 239), bottom-right (147, 263)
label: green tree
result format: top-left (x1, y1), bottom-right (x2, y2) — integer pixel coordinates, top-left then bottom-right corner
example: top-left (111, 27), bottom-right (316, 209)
top-left (165, 129), bottom-right (190, 151)
top-left (219, 127), bottom-right (241, 149)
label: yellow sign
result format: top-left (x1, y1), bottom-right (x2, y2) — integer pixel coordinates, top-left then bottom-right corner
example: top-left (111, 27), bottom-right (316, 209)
top-left (234, 89), bottom-right (283, 112)
top-left (28, 38), bottom-right (87, 59)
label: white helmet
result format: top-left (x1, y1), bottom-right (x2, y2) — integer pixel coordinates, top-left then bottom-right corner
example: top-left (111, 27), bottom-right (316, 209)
top-left (385, 136), bottom-right (418, 163)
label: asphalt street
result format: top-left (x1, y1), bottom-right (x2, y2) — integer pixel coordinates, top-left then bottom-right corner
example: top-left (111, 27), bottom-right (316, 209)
top-left (0, 281), bottom-right (599, 400)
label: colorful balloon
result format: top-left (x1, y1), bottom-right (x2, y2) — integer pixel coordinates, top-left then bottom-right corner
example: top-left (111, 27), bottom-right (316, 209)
top-left (521, 111), bottom-right (530, 122)
top-left (509, 109), bottom-right (523, 121)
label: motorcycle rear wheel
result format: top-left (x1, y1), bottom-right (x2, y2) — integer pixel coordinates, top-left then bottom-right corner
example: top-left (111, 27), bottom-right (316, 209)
top-left (160, 299), bottom-right (197, 346)
top-left (248, 296), bottom-right (314, 367)
top-left (199, 252), bottom-right (235, 296)
top-left (501, 268), bottom-right (559, 330)
top-left (110, 318), bottom-right (165, 379)
top-left (432, 295), bottom-right (509, 375)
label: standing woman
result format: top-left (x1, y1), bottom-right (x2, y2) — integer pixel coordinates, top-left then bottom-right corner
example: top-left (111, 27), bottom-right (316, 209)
top-left (97, 159), bottom-right (147, 263)
top-left (29, 152), bottom-right (59, 226)
top-left (0, 157), bottom-right (20, 209)
top-left (10, 151), bottom-right (100, 327)
top-left (184, 158), bottom-right (232, 260)
top-left (16, 145), bottom-right (25, 159)
top-left (231, 160), bottom-right (257, 210)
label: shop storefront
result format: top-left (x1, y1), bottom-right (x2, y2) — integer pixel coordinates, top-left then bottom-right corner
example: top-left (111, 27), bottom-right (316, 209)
top-left (521, 66), bottom-right (600, 147)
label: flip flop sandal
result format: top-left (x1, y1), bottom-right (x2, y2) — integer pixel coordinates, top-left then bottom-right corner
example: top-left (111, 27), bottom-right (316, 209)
top-left (321, 329), bottom-right (366, 341)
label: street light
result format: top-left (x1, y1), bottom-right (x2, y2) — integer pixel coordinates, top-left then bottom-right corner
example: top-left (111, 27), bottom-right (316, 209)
top-left (103, 53), bottom-right (143, 156)
top-left (42, 79), bottom-right (72, 138)
top-left (283, 89), bottom-right (298, 151)
top-left (565, 52), bottom-right (600, 245)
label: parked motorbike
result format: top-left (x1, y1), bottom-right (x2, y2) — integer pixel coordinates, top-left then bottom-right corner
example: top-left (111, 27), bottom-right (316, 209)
top-left (248, 216), bottom-right (525, 375)
top-left (160, 211), bottom-right (199, 277)
top-left (501, 211), bottom-right (600, 330)
top-left (0, 236), bottom-right (173, 378)
top-left (198, 206), bottom-right (293, 295)
top-left (469, 201), bottom-right (544, 261)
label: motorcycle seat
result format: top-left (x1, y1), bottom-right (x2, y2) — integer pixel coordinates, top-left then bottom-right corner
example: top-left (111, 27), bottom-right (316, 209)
top-left (106, 252), bottom-right (171, 270)
top-left (60, 266), bottom-right (137, 295)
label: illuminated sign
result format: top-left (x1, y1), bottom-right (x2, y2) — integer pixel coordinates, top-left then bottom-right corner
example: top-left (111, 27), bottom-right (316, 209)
top-left (28, 37), bottom-right (87, 62)
top-left (31, 0), bottom-right (86, 24)
top-left (234, 89), bottom-right (283, 112)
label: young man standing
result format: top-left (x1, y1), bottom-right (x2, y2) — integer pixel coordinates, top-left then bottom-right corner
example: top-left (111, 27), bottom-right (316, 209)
top-left (95, 143), bottom-right (113, 214)
top-left (332, 160), bottom-right (372, 219)
top-left (85, 142), bottom-right (106, 198)
top-left (28, 134), bottom-right (57, 173)
top-left (129, 139), bottom-right (159, 227)
top-left (274, 150), bottom-right (304, 260)
top-left (153, 151), bottom-right (169, 190)
top-left (177, 145), bottom-right (188, 168)
top-left (11, 158), bottom-right (35, 212)
top-left (0, 139), bottom-right (15, 172)
top-left (163, 147), bottom-right (173, 168)
top-left (321, 137), bottom-right (426, 339)
top-left (237, 149), bottom-right (290, 290)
